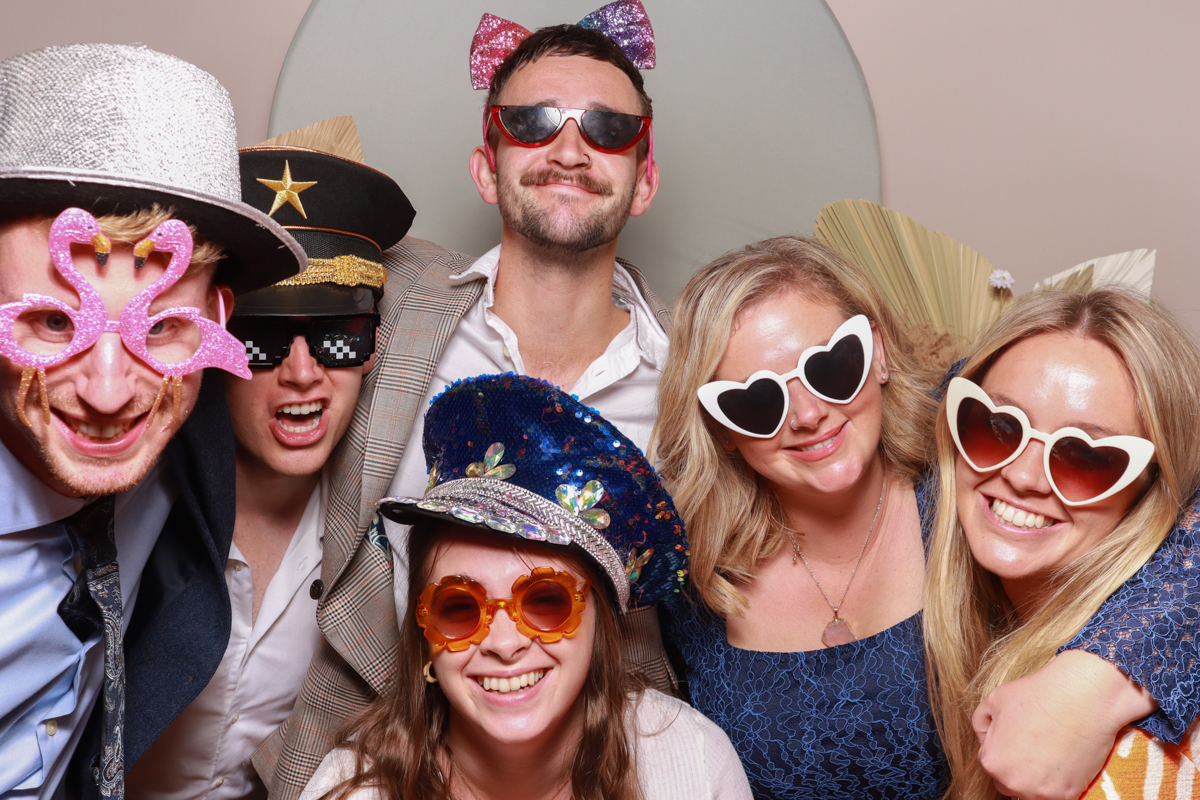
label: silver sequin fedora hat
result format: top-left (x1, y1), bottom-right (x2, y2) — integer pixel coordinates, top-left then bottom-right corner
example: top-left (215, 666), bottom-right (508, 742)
top-left (0, 43), bottom-right (305, 295)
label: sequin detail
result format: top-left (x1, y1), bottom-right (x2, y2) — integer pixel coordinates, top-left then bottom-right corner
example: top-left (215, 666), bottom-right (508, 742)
top-left (626, 547), bottom-right (652, 582)
top-left (556, 480), bottom-right (611, 529)
top-left (578, 0), bottom-right (656, 69)
top-left (466, 442), bottom-right (516, 480)
top-left (469, 0), bottom-right (655, 90)
top-left (381, 477), bottom-right (630, 611)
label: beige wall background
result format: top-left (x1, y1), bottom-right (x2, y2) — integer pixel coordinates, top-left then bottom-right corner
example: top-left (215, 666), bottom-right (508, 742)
top-left (4, 1), bottom-right (1199, 332)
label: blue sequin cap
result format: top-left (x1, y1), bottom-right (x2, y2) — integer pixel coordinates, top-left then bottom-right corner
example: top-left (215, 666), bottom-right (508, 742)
top-left (377, 374), bottom-right (688, 612)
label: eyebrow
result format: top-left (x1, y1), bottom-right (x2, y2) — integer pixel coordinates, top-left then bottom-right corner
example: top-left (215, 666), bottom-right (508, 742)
top-left (988, 391), bottom-right (1126, 439)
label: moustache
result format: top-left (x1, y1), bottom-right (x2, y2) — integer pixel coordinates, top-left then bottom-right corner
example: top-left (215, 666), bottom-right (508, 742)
top-left (519, 168), bottom-right (614, 196)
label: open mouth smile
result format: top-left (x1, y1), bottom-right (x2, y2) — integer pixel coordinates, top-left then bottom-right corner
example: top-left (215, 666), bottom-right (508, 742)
top-left (276, 401), bottom-right (324, 433)
top-left (475, 669), bottom-right (546, 694)
top-left (990, 497), bottom-right (1059, 530)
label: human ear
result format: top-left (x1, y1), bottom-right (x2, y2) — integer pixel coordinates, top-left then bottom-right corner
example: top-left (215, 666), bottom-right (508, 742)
top-left (469, 146), bottom-right (499, 206)
top-left (628, 157), bottom-right (659, 218)
top-left (870, 321), bottom-right (888, 383)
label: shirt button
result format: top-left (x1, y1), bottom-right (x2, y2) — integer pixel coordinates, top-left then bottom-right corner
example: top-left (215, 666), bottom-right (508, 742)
top-left (502, 345), bottom-right (511, 358)
top-left (45, 719), bottom-right (58, 736)
top-left (231, 712), bottom-right (240, 724)
top-left (233, 563), bottom-right (244, 572)
top-left (73, 557), bottom-right (83, 574)
top-left (310, 579), bottom-right (324, 599)
top-left (214, 777), bottom-right (224, 788)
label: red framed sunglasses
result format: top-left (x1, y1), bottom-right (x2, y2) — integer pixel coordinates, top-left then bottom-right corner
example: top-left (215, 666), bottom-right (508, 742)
top-left (416, 567), bottom-right (590, 653)
top-left (946, 377), bottom-right (1155, 506)
top-left (482, 105), bottom-right (654, 170)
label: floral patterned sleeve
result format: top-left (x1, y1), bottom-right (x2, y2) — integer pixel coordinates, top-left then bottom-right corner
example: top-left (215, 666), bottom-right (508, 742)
top-left (1062, 491), bottom-right (1200, 743)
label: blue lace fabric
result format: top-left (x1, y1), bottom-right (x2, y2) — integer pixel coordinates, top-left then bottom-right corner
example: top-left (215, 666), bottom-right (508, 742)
top-left (667, 604), bottom-right (946, 799)
top-left (664, 477), bottom-right (948, 799)
top-left (1064, 488), bottom-right (1200, 742)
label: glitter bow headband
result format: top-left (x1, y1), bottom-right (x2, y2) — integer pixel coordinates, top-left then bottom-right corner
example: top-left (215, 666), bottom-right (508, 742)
top-left (0, 208), bottom-right (253, 430)
top-left (469, 0), bottom-right (656, 90)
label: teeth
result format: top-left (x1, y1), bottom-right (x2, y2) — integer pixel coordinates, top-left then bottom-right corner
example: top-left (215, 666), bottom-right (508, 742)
top-left (70, 419), bottom-right (132, 440)
top-left (280, 401), bottom-right (322, 416)
top-left (278, 414), bottom-right (321, 433)
top-left (991, 499), bottom-right (1053, 530)
top-left (477, 669), bottom-right (545, 693)
top-left (798, 437), bottom-right (834, 453)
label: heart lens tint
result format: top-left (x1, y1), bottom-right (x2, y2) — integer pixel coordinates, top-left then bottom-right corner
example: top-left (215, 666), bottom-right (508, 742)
top-left (947, 377), bottom-right (1154, 506)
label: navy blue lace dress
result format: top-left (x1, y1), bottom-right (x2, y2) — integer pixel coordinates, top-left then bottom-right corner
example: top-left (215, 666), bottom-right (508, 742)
top-left (665, 473), bottom-right (1200, 799)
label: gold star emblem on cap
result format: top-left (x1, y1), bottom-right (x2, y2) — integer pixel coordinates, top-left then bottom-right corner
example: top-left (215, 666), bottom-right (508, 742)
top-left (257, 160), bottom-right (318, 218)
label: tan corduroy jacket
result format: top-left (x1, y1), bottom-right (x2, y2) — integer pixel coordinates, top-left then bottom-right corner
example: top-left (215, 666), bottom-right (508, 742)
top-left (253, 236), bottom-right (675, 800)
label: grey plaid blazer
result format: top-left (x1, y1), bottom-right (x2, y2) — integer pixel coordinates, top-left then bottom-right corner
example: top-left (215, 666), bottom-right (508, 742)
top-left (253, 237), bottom-right (673, 800)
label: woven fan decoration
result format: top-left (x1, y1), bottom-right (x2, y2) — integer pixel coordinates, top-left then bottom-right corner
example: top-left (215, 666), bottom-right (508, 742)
top-left (814, 199), bottom-right (1156, 369)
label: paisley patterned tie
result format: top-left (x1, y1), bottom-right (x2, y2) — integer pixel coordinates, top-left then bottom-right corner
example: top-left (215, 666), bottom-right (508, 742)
top-left (57, 496), bottom-right (124, 799)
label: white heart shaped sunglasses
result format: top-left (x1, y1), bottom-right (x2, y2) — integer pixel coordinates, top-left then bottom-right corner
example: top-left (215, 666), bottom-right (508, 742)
top-left (946, 377), bottom-right (1155, 506)
top-left (698, 315), bottom-right (874, 438)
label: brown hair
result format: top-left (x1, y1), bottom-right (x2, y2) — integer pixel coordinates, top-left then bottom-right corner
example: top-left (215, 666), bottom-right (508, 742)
top-left (28, 205), bottom-right (224, 272)
top-left (924, 288), bottom-right (1200, 800)
top-left (326, 522), bottom-right (643, 800)
top-left (487, 24), bottom-right (653, 158)
top-left (651, 236), bottom-right (940, 615)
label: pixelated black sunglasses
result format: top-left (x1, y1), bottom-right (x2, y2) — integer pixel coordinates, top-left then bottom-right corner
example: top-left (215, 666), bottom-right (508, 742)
top-left (226, 314), bottom-right (379, 370)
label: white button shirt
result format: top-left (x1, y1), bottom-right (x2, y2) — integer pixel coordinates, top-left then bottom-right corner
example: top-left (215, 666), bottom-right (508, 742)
top-left (126, 477), bottom-right (327, 800)
top-left (384, 244), bottom-right (669, 612)
top-left (0, 441), bottom-right (174, 800)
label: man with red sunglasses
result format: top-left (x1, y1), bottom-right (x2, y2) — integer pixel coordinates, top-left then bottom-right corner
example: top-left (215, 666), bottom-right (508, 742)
top-left (255, 10), bottom-right (675, 799)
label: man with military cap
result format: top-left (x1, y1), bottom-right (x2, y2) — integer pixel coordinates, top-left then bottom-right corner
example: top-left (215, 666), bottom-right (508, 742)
top-left (125, 117), bottom-right (412, 800)
top-left (0, 44), bottom-right (304, 800)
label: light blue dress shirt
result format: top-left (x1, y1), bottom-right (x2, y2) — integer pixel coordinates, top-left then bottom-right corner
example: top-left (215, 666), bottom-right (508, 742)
top-left (0, 441), bottom-right (177, 799)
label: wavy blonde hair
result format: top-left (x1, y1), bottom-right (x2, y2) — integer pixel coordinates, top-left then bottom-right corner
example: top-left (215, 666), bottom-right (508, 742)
top-left (924, 288), bottom-right (1200, 800)
top-left (651, 236), bottom-right (939, 615)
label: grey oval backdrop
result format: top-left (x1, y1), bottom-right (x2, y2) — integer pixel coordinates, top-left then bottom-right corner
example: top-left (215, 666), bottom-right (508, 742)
top-left (271, 0), bottom-right (880, 302)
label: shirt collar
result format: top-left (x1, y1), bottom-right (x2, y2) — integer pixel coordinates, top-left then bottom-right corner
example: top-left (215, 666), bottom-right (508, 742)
top-left (448, 244), bottom-right (666, 370)
top-left (0, 438), bottom-right (87, 534)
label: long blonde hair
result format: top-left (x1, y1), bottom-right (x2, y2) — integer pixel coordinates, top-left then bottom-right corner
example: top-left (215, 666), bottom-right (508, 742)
top-left (924, 288), bottom-right (1200, 799)
top-left (651, 236), bottom-right (939, 615)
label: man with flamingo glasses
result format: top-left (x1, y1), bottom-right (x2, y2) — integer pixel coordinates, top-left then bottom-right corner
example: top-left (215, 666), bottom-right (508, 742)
top-left (0, 44), bottom-right (303, 799)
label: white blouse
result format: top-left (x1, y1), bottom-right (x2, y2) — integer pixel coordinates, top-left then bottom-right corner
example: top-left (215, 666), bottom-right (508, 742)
top-left (299, 689), bottom-right (752, 800)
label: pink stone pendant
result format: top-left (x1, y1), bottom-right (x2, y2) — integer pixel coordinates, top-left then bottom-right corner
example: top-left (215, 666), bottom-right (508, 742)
top-left (821, 617), bottom-right (857, 647)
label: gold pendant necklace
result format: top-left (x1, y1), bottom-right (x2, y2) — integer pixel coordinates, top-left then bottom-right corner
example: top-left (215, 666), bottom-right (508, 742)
top-left (786, 477), bottom-right (886, 647)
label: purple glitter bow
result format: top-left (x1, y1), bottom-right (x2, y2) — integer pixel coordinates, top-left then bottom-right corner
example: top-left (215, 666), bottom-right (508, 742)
top-left (469, 0), bottom-right (656, 90)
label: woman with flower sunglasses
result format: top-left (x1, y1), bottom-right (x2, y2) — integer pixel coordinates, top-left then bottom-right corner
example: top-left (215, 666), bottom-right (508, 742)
top-left (299, 374), bottom-right (751, 800)
top-left (925, 288), bottom-right (1200, 799)
top-left (653, 237), bottom-right (1200, 799)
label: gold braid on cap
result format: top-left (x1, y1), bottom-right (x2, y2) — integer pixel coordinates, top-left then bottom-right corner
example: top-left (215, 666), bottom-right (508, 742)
top-left (276, 254), bottom-right (387, 289)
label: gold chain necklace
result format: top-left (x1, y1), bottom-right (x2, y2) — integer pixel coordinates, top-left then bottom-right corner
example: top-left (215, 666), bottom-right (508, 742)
top-left (785, 477), bottom-right (885, 647)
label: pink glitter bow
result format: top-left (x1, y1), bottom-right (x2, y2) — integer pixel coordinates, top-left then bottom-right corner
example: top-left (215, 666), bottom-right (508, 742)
top-left (470, 0), bottom-right (656, 90)
top-left (0, 208), bottom-right (252, 430)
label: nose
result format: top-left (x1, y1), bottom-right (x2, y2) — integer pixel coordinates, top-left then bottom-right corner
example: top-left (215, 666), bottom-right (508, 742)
top-left (998, 438), bottom-right (1054, 497)
top-left (277, 335), bottom-right (323, 389)
top-left (545, 118), bottom-right (591, 169)
top-left (74, 332), bottom-right (138, 414)
top-left (479, 604), bottom-right (532, 662)
top-left (785, 377), bottom-right (828, 433)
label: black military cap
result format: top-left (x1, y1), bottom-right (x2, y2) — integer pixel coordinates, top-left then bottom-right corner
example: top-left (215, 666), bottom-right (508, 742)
top-left (234, 118), bottom-right (416, 317)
